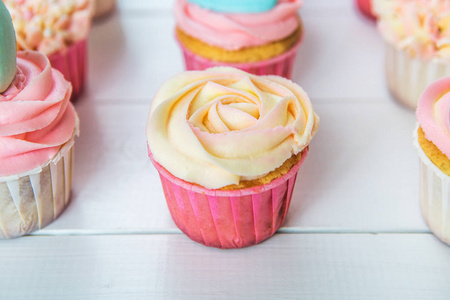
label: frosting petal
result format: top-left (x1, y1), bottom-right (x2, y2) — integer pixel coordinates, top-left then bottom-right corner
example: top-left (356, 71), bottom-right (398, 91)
top-left (147, 67), bottom-right (319, 189)
top-left (0, 51), bottom-right (77, 177)
top-left (175, 0), bottom-right (302, 50)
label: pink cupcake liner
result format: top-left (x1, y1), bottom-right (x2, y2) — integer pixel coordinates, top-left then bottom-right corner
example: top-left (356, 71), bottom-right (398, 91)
top-left (355, 0), bottom-right (375, 19)
top-left (149, 149), bottom-right (309, 249)
top-left (177, 39), bottom-right (302, 79)
top-left (48, 39), bottom-right (87, 101)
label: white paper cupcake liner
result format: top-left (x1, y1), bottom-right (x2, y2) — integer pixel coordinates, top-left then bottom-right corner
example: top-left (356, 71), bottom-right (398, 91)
top-left (385, 43), bottom-right (450, 109)
top-left (414, 128), bottom-right (450, 245)
top-left (0, 119), bottom-right (79, 239)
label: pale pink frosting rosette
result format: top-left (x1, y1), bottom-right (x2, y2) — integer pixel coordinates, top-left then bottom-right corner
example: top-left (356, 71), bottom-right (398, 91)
top-left (147, 67), bottom-right (319, 248)
top-left (174, 0), bottom-right (303, 78)
top-left (4, 0), bottom-right (92, 100)
top-left (415, 76), bottom-right (450, 245)
top-left (0, 51), bottom-right (79, 239)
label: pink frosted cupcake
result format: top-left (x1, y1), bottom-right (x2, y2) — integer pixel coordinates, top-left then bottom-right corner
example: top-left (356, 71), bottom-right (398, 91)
top-left (415, 77), bottom-right (450, 245)
top-left (374, 0), bottom-right (450, 108)
top-left (174, 0), bottom-right (303, 79)
top-left (355, 0), bottom-right (375, 19)
top-left (4, 0), bottom-right (92, 100)
top-left (0, 51), bottom-right (79, 239)
top-left (146, 67), bottom-right (319, 248)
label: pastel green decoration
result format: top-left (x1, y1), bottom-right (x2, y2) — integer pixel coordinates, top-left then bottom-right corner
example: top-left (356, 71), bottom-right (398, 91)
top-left (187, 0), bottom-right (277, 13)
top-left (0, 1), bottom-right (17, 93)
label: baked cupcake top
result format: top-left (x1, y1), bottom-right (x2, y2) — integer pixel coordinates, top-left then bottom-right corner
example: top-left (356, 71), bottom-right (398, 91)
top-left (0, 51), bottom-right (78, 178)
top-left (174, 0), bottom-right (302, 51)
top-left (146, 67), bottom-right (319, 189)
top-left (417, 76), bottom-right (450, 161)
top-left (374, 0), bottom-right (450, 60)
top-left (3, 0), bottom-right (92, 56)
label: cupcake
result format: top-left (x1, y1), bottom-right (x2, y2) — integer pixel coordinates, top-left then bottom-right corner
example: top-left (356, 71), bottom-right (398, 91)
top-left (0, 1), bottom-right (79, 239)
top-left (93, 0), bottom-right (115, 19)
top-left (356, 0), bottom-right (375, 19)
top-left (3, 0), bottom-right (92, 100)
top-left (415, 76), bottom-right (450, 245)
top-left (374, 0), bottom-right (450, 109)
top-left (146, 67), bottom-right (319, 248)
top-left (174, 0), bottom-right (303, 79)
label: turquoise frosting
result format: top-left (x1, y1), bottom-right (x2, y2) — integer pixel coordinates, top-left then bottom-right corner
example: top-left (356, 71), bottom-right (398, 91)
top-left (0, 1), bottom-right (17, 93)
top-left (187, 0), bottom-right (277, 13)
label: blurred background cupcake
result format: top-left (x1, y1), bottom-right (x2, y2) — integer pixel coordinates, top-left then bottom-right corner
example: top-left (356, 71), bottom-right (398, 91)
top-left (3, 0), bottom-right (92, 100)
top-left (174, 0), bottom-right (303, 78)
top-left (355, 0), bottom-right (375, 19)
top-left (0, 1), bottom-right (79, 239)
top-left (414, 76), bottom-right (450, 245)
top-left (374, 0), bottom-right (450, 109)
top-left (147, 67), bottom-right (319, 248)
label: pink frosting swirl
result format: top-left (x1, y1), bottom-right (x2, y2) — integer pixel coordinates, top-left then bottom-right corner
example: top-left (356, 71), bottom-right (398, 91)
top-left (174, 0), bottom-right (302, 50)
top-left (417, 76), bottom-right (450, 159)
top-left (0, 51), bottom-right (77, 178)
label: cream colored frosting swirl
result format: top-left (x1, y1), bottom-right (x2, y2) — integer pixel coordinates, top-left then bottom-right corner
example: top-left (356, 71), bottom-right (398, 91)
top-left (146, 67), bottom-right (319, 189)
top-left (374, 0), bottom-right (450, 60)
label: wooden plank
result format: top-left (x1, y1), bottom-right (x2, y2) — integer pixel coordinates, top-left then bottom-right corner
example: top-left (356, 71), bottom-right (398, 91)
top-left (0, 234), bottom-right (449, 299)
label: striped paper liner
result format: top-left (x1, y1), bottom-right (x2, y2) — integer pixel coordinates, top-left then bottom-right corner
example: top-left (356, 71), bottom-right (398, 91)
top-left (149, 149), bottom-right (309, 249)
top-left (385, 43), bottom-right (450, 109)
top-left (414, 128), bottom-right (450, 245)
top-left (0, 121), bottom-right (79, 239)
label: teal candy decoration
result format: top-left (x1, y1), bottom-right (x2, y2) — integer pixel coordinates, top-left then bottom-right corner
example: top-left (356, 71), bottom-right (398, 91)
top-left (0, 1), bottom-right (17, 93)
top-left (188, 0), bottom-right (277, 13)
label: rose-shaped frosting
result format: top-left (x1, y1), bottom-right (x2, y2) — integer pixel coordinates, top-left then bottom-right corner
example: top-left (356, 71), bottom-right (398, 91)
top-left (146, 67), bottom-right (319, 189)
top-left (4, 0), bottom-right (92, 55)
top-left (0, 51), bottom-right (77, 178)
top-left (374, 0), bottom-right (450, 60)
top-left (174, 0), bottom-right (302, 51)
top-left (417, 76), bottom-right (450, 159)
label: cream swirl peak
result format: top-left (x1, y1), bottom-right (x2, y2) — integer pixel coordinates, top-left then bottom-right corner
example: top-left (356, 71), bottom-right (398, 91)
top-left (417, 76), bottom-right (450, 159)
top-left (0, 51), bottom-right (77, 177)
top-left (174, 0), bottom-right (302, 51)
top-left (374, 0), bottom-right (450, 60)
top-left (147, 67), bottom-right (319, 189)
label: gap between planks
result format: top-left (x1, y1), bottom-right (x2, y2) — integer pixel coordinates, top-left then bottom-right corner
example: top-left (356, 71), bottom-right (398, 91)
top-left (28, 227), bottom-right (432, 237)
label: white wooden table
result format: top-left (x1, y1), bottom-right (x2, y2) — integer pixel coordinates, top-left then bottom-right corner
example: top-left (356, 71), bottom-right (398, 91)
top-left (2, 0), bottom-right (450, 299)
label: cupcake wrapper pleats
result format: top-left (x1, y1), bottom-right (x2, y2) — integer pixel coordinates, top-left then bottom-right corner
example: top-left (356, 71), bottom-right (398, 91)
top-left (386, 43), bottom-right (450, 109)
top-left (0, 145), bottom-right (74, 239)
top-left (150, 149), bottom-right (308, 249)
top-left (415, 130), bottom-right (450, 245)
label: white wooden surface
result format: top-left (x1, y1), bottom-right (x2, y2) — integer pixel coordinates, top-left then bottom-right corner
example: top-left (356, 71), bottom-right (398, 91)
top-left (1, 0), bottom-right (449, 298)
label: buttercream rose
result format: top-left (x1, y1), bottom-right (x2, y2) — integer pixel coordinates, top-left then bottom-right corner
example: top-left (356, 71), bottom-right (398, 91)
top-left (0, 51), bottom-right (78, 178)
top-left (147, 67), bottom-right (319, 189)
